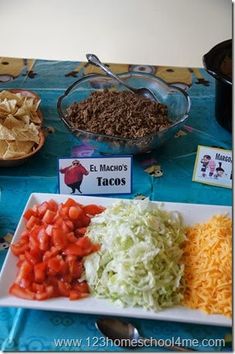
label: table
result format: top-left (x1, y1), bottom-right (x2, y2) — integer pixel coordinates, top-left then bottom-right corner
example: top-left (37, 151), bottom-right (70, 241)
top-left (0, 57), bottom-right (232, 352)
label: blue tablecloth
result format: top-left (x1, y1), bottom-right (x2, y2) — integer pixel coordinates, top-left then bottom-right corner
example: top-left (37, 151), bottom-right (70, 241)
top-left (0, 58), bottom-right (232, 352)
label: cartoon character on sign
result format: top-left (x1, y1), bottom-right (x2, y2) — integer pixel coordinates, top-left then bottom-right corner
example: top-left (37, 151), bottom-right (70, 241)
top-left (60, 160), bottom-right (89, 194)
top-left (208, 159), bottom-right (216, 177)
top-left (200, 154), bottom-right (211, 177)
top-left (214, 162), bottom-right (225, 179)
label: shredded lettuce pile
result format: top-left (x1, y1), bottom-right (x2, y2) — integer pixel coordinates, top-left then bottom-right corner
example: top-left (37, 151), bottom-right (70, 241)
top-left (84, 200), bottom-right (185, 311)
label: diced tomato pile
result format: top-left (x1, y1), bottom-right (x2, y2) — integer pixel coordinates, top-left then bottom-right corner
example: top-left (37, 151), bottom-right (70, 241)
top-left (9, 198), bottom-right (105, 301)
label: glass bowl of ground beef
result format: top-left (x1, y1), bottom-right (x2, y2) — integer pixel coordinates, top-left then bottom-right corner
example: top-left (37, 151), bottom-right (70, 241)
top-left (57, 73), bottom-right (191, 154)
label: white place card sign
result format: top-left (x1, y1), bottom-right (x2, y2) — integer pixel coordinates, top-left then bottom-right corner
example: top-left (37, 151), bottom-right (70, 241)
top-left (192, 145), bottom-right (232, 189)
top-left (58, 156), bottom-right (132, 195)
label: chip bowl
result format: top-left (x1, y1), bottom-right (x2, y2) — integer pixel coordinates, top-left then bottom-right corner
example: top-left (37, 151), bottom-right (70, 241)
top-left (57, 73), bottom-right (191, 155)
top-left (0, 89), bottom-right (45, 167)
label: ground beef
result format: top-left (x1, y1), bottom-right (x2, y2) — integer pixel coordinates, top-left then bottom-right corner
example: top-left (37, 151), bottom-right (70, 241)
top-left (65, 90), bottom-right (171, 139)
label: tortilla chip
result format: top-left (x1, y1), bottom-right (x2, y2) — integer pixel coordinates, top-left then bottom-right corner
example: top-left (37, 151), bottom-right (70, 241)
top-left (0, 90), bottom-right (23, 104)
top-left (8, 140), bottom-right (34, 153)
top-left (0, 125), bottom-right (15, 140)
top-left (14, 106), bottom-right (27, 117)
top-left (0, 97), bottom-right (17, 108)
top-left (29, 110), bottom-right (41, 124)
top-left (12, 124), bottom-right (39, 144)
top-left (3, 141), bottom-right (35, 159)
top-left (0, 98), bottom-right (18, 117)
top-left (0, 141), bottom-right (8, 158)
top-left (0, 107), bottom-right (9, 118)
top-left (3, 149), bottom-right (25, 159)
top-left (2, 115), bottom-right (25, 129)
top-left (20, 115), bottom-right (31, 125)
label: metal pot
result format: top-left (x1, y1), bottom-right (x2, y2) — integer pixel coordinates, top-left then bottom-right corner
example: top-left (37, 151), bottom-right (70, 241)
top-left (203, 39), bottom-right (232, 132)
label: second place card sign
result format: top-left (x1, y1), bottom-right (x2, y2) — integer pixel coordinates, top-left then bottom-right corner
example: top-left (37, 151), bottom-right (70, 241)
top-left (58, 156), bottom-right (132, 195)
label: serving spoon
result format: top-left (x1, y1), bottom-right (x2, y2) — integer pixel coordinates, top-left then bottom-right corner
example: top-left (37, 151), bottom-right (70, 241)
top-left (86, 54), bottom-right (158, 102)
top-left (96, 318), bottom-right (195, 351)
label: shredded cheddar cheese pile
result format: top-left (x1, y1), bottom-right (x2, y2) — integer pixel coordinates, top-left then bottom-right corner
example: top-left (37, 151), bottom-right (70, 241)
top-left (183, 215), bottom-right (232, 317)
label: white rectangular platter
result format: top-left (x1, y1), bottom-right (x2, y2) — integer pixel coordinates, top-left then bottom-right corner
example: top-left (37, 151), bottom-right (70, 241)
top-left (0, 193), bottom-right (232, 327)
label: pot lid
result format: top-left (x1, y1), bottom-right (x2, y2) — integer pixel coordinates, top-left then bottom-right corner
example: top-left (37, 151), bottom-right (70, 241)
top-left (203, 39), bottom-right (232, 85)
